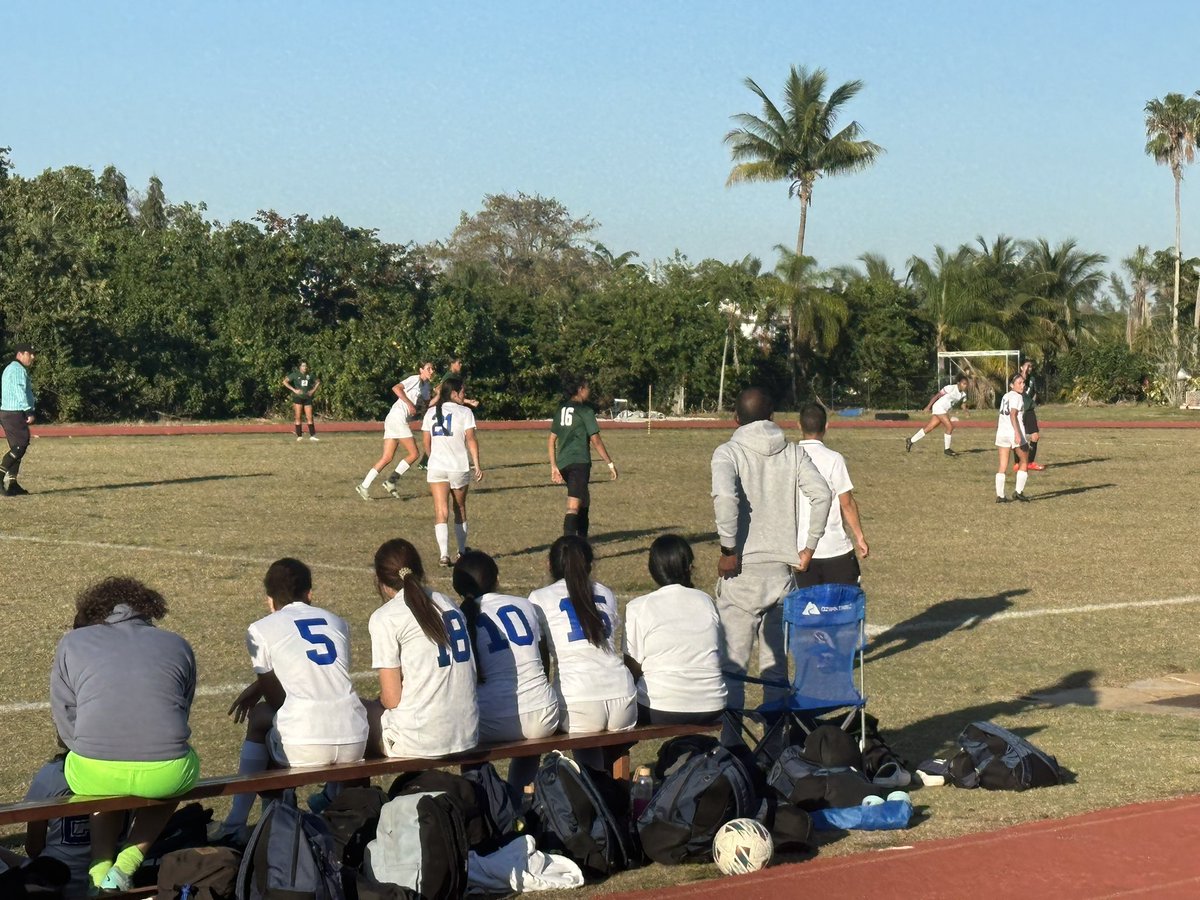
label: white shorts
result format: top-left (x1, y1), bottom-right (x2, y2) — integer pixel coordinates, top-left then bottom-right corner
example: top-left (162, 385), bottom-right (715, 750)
top-left (266, 729), bottom-right (367, 768)
top-left (931, 400), bottom-right (953, 416)
top-left (559, 695), bottom-right (638, 735)
top-left (427, 469), bottom-right (470, 489)
top-left (380, 707), bottom-right (478, 759)
top-left (383, 405), bottom-right (416, 440)
top-left (995, 428), bottom-right (1026, 449)
top-left (478, 704), bottom-right (561, 744)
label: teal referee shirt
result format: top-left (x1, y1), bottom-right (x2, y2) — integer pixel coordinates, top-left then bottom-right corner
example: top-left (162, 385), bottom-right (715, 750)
top-left (1, 360), bottom-right (34, 413)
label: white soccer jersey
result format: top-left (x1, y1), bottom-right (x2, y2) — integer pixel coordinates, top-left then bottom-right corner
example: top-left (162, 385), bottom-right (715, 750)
top-left (369, 588), bottom-right (479, 757)
top-left (422, 402), bottom-right (477, 473)
top-left (623, 584), bottom-right (727, 713)
top-left (530, 579), bottom-right (635, 705)
top-left (474, 593), bottom-right (558, 719)
top-left (400, 374), bottom-right (431, 409)
top-left (932, 383), bottom-right (967, 415)
top-left (996, 389), bottom-right (1026, 447)
top-left (795, 440), bottom-right (855, 559)
top-left (246, 602), bottom-right (368, 746)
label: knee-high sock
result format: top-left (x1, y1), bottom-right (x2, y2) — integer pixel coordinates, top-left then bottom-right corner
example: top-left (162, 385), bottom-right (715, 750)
top-left (294, 423), bottom-right (303, 437)
top-left (307, 422), bottom-right (316, 436)
top-left (360, 468), bottom-right (379, 489)
top-left (995, 473), bottom-right (1006, 498)
top-left (1028, 439), bottom-right (1038, 462)
top-left (910, 429), bottom-right (926, 444)
top-left (577, 506), bottom-right (590, 539)
top-left (944, 433), bottom-right (953, 450)
top-left (1015, 470), bottom-right (1028, 494)
top-left (387, 459), bottom-right (411, 483)
top-left (563, 513), bottom-right (578, 536)
top-left (454, 522), bottom-right (468, 553)
top-left (225, 741), bottom-right (270, 827)
top-left (435, 523), bottom-right (450, 557)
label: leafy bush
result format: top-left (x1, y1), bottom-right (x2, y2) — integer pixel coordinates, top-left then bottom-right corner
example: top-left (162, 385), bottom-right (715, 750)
top-left (1058, 340), bottom-right (1151, 404)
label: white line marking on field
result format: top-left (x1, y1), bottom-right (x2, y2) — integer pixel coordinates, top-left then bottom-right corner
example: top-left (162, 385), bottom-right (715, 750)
top-left (862, 594), bottom-right (1200, 638)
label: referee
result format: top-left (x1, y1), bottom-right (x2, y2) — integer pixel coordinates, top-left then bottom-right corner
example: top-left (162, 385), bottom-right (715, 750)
top-left (1019, 359), bottom-right (1044, 471)
top-left (0, 342), bottom-right (36, 496)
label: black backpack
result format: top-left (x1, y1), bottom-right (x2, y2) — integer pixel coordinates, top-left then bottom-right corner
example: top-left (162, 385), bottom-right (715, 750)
top-left (947, 721), bottom-right (1062, 791)
top-left (236, 789), bottom-right (343, 900)
top-left (531, 751), bottom-right (634, 879)
top-left (364, 792), bottom-right (469, 900)
top-left (137, 803), bottom-right (216, 888)
top-left (0, 857), bottom-right (69, 898)
top-left (320, 786), bottom-right (393, 900)
top-left (388, 770), bottom-right (490, 850)
top-left (156, 847), bottom-right (241, 900)
top-left (637, 735), bottom-right (761, 865)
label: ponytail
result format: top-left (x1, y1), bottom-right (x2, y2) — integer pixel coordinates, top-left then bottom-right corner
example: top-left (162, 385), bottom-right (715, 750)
top-left (549, 535), bottom-right (608, 649)
top-left (452, 550), bottom-right (499, 684)
top-left (436, 376), bottom-right (464, 432)
top-left (374, 538), bottom-right (448, 647)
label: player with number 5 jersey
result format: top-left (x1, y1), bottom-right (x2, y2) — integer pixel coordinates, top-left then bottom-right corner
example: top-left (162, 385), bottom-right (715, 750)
top-left (529, 536), bottom-right (636, 770)
top-left (366, 538), bottom-right (479, 759)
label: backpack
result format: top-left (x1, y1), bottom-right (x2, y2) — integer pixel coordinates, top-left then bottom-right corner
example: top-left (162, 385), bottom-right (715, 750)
top-left (947, 721), bottom-right (1062, 791)
top-left (156, 847), bottom-right (241, 900)
top-left (461, 762), bottom-right (522, 847)
top-left (531, 751), bottom-right (634, 879)
top-left (236, 789), bottom-right (343, 900)
top-left (138, 803), bottom-right (216, 887)
top-left (0, 857), bottom-right (69, 898)
top-left (767, 744), bottom-right (880, 809)
top-left (364, 792), bottom-right (469, 900)
top-left (637, 736), bottom-right (760, 865)
top-left (321, 786), bottom-right (391, 900)
top-left (388, 770), bottom-right (489, 850)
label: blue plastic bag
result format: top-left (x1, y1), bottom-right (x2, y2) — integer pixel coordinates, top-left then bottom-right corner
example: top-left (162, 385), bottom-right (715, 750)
top-left (809, 799), bottom-right (912, 831)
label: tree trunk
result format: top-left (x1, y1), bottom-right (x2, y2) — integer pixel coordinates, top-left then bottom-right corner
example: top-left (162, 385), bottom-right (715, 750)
top-left (789, 303), bottom-right (800, 408)
top-left (1193, 271), bottom-right (1200, 361)
top-left (1173, 171), bottom-right (1182, 356)
top-left (796, 181), bottom-right (812, 258)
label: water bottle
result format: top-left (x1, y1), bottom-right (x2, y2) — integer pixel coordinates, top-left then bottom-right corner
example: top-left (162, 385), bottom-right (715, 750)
top-left (631, 766), bottom-right (654, 821)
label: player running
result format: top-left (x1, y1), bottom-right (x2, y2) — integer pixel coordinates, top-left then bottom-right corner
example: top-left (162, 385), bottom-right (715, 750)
top-left (549, 375), bottom-right (617, 540)
top-left (422, 378), bottom-right (483, 566)
top-left (906, 374), bottom-right (970, 456)
top-left (356, 361), bottom-right (434, 500)
top-left (995, 373), bottom-right (1031, 503)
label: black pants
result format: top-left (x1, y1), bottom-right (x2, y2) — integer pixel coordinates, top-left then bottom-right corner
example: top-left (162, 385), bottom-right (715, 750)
top-left (636, 705), bottom-right (725, 726)
top-left (0, 411), bottom-right (30, 477)
top-left (792, 550), bottom-right (861, 589)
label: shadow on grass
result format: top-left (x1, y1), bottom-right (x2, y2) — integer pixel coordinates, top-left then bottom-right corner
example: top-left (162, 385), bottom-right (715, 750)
top-left (1032, 483), bottom-right (1116, 501)
top-left (1043, 457), bottom-right (1110, 469)
top-left (595, 531), bottom-right (720, 562)
top-left (497, 527), bottom-right (677, 559)
top-left (41, 473), bottom-right (273, 495)
top-left (867, 589), bottom-right (1029, 663)
top-left (472, 483), bottom-right (558, 495)
top-left (487, 461), bottom-right (545, 472)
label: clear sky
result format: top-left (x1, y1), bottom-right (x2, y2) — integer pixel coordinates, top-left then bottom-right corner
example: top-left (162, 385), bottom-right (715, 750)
top-left (5, 1), bottom-right (1200, 279)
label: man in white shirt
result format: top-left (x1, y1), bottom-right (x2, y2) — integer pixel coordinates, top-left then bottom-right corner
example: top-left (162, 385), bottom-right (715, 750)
top-left (906, 374), bottom-right (970, 457)
top-left (794, 405), bottom-right (870, 587)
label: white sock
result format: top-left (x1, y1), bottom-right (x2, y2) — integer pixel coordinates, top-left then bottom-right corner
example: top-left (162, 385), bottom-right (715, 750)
top-left (435, 523), bottom-right (450, 557)
top-left (225, 741), bottom-right (270, 826)
top-left (944, 434), bottom-right (952, 450)
top-left (454, 522), bottom-right (468, 553)
top-left (910, 429), bottom-right (925, 444)
top-left (360, 468), bottom-right (379, 489)
top-left (390, 460), bottom-right (411, 481)
top-left (1016, 470), bottom-right (1028, 494)
top-left (995, 473), bottom-right (1006, 498)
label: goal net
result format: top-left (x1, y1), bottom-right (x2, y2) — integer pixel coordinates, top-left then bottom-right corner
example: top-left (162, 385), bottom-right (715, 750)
top-left (936, 350), bottom-right (1021, 407)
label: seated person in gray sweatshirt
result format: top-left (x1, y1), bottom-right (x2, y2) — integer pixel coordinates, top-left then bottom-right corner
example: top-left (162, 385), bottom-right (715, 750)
top-left (50, 577), bottom-right (198, 894)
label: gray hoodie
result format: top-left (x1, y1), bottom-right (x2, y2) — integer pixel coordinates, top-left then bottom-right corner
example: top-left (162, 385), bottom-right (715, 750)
top-left (711, 419), bottom-right (833, 565)
top-left (50, 604), bottom-right (196, 762)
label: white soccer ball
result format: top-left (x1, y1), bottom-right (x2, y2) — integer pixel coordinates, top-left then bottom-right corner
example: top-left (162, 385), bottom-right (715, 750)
top-left (711, 817), bottom-right (774, 875)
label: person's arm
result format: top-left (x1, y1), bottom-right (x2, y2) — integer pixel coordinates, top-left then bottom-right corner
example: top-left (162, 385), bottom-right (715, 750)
top-left (1010, 407), bottom-right (1023, 440)
top-left (548, 433), bottom-right (563, 483)
top-left (392, 382), bottom-right (417, 416)
top-left (422, 429), bottom-right (432, 458)
top-left (19, 367), bottom-right (34, 421)
top-left (711, 446), bottom-right (741, 577)
top-left (49, 646), bottom-right (77, 750)
top-left (310, 378), bottom-right (321, 397)
top-left (796, 451), bottom-right (833, 571)
top-left (378, 667), bottom-right (403, 709)
top-left (590, 434), bottom-right (617, 480)
top-left (283, 376), bottom-right (297, 394)
top-left (840, 491), bottom-right (869, 559)
top-left (465, 427), bottom-right (483, 482)
top-left (924, 390), bottom-right (944, 413)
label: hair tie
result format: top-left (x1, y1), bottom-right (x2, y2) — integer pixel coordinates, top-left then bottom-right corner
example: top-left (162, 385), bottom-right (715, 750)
top-left (397, 567), bottom-right (412, 580)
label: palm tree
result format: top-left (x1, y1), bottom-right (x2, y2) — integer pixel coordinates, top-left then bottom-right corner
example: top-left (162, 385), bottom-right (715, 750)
top-left (1122, 245), bottom-right (1154, 346)
top-left (1144, 93), bottom-right (1200, 355)
top-left (726, 65), bottom-right (883, 258)
top-left (1020, 239), bottom-right (1107, 352)
top-left (906, 245), bottom-right (983, 353)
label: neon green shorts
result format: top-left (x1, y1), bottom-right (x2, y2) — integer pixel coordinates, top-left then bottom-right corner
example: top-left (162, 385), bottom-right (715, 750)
top-left (64, 747), bottom-right (200, 798)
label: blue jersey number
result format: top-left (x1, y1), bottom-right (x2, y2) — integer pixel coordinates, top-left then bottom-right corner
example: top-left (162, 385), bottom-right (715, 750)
top-left (479, 604), bottom-right (535, 653)
top-left (436, 609), bottom-right (472, 667)
top-left (431, 413), bottom-right (454, 437)
top-left (559, 596), bottom-right (611, 643)
top-left (295, 618), bottom-right (337, 666)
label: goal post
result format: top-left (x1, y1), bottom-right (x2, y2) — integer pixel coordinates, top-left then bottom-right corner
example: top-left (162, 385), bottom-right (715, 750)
top-left (936, 350), bottom-right (1021, 406)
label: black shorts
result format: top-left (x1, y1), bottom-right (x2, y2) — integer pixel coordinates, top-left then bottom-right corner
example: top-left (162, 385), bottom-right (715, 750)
top-left (0, 411), bottom-right (30, 454)
top-left (292, 397), bottom-right (313, 407)
top-left (560, 463), bottom-right (591, 504)
top-left (792, 550), bottom-right (861, 590)
top-left (1022, 409), bottom-right (1039, 435)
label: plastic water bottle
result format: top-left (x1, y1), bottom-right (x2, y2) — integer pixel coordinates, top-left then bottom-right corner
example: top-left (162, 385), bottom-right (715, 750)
top-left (631, 766), bottom-right (654, 820)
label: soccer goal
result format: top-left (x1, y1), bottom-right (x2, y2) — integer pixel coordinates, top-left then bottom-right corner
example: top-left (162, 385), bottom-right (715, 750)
top-left (937, 349), bottom-right (1021, 407)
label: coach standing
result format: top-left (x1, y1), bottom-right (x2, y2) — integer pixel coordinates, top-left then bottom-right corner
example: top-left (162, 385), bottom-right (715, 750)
top-left (711, 388), bottom-right (831, 740)
top-left (0, 343), bottom-right (36, 496)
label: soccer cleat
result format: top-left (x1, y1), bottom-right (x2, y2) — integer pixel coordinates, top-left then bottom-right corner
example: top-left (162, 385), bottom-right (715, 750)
top-left (904, 437), bottom-right (913, 453)
top-left (1013, 492), bottom-right (1031, 503)
top-left (309, 435), bottom-right (320, 442)
top-left (382, 479), bottom-right (400, 499)
top-left (5, 481), bottom-right (28, 496)
top-left (439, 556), bottom-right (452, 568)
top-left (1028, 462), bottom-right (1044, 471)
top-left (944, 449), bottom-right (958, 457)
top-left (355, 484), bottom-right (371, 501)
top-left (996, 495), bottom-right (1009, 504)
top-left (99, 866), bottom-right (133, 893)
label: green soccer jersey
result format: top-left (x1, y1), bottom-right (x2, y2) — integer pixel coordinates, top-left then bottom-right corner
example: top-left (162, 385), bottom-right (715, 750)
top-left (287, 370), bottom-right (317, 403)
top-left (552, 402), bottom-right (599, 468)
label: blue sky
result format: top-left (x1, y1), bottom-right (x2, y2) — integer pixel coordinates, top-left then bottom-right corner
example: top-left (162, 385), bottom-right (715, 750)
top-left (5, 1), bottom-right (1200, 279)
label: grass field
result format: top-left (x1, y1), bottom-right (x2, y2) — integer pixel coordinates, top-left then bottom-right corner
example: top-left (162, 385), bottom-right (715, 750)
top-left (2, 411), bottom-right (1199, 893)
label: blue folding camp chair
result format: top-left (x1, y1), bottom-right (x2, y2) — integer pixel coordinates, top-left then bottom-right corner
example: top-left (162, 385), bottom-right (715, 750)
top-left (724, 582), bottom-right (868, 761)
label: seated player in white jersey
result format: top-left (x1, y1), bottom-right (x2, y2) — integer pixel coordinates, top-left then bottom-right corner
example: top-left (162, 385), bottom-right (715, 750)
top-left (365, 538), bottom-right (480, 759)
top-left (357, 361), bottom-right (435, 500)
top-left (906, 373), bottom-right (970, 456)
top-left (211, 558), bottom-right (369, 842)
top-left (529, 536), bottom-right (637, 772)
top-left (453, 550), bottom-right (559, 795)
top-left (623, 535), bottom-right (726, 726)
top-left (422, 377), bottom-right (483, 567)
top-left (995, 372), bottom-right (1031, 503)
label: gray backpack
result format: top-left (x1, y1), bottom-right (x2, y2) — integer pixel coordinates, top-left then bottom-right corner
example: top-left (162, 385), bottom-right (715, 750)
top-left (364, 792), bottom-right (469, 900)
top-left (236, 789), bottom-right (343, 900)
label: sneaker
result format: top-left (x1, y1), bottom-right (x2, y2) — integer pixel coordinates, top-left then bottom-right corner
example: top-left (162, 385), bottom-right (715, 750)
top-left (439, 556), bottom-right (452, 568)
top-left (996, 495), bottom-right (1009, 504)
top-left (1028, 462), bottom-right (1045, 471)
top-left (309, 435), bottom-right (320, 442)
top-left (904, 437), bottom-right (912, 453)
top-left (99, 866), bottom-right (133, 893)
top-left (382, 479), bottom-right (400, 499)
top-left (1013, 492), bottom-right (1031, 503)
top-left (5, 481), bottom-right (28, 496)
top-left (296, 435), bottom-right (304, 441)
top-left (355, 484), bottom-right (371, 501)
top-left (207, 820), bottom-right (252, 847)
top-left (943, 449), bottom-right (958, 457)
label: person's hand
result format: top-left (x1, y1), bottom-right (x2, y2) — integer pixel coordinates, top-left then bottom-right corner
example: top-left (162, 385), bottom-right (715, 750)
top-left (473, 465), bottom-right (484, 483)
top-left (24, 415), bottom-right (34, 425)
top-left (551, 466), bottom-right (564, 485)
top-left (795, 547), bottom-right (815, 572)
top-left (464, 398), bottom-right (480, 408)
top-left (856, 536), bottom-right (870, 560)
top-left (717, 552), bottom-right (740, 579)
top-left (607, 462), bottom-right (618, 481)
top-left (228, 682), bottom-right (261, 724)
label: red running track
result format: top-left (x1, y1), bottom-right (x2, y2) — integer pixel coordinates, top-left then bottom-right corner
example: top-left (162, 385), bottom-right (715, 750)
top-left (608, 794), bottom-right (1200, 899)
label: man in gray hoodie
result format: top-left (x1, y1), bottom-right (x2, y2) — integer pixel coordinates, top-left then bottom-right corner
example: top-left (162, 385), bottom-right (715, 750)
top-left (711, 388), bottom-right (832, 730)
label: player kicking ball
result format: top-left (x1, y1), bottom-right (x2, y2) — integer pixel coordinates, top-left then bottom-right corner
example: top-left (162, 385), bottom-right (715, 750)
top-left (995, 373), bottom-right (1032, 503)
top-left (906, 374), bottom-right (970, 457)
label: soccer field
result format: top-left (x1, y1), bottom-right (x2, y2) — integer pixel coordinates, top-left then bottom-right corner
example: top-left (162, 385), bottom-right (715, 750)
top-left (2, 421), bottom-right (1199, 889)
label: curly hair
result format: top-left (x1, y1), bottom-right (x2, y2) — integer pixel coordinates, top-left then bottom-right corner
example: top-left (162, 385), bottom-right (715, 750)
top-left (73, 576), bottom-right (168, 628)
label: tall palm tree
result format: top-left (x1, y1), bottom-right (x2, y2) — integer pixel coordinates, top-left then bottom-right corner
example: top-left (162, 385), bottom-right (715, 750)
top-left (1144, 93), bottom-right (1200, 355)
top-left (726, 65), bottom-right (883, 258)
top-left (906, 245), bottom-right (984, 353)
top-left (1019, 238), bottom-right (1108, 352)
top-left (1122, 245), bottom-right (1154, 346)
